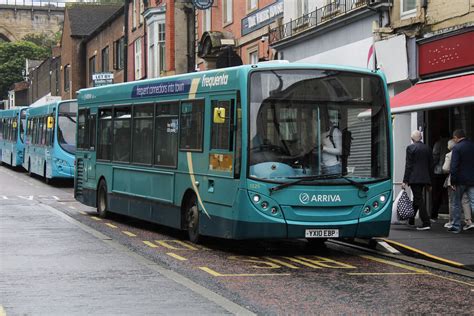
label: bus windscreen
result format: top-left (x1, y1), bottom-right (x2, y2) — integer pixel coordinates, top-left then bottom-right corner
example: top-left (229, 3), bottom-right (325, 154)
top-left (58, 101), bottom-right (78, 154)
top-left (249, 69), bottom-right (389, 183)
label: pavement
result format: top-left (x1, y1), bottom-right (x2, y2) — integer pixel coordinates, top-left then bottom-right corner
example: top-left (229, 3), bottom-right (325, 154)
top-left (0, 199), bottom-right (252, 315)
top-left (384, 217), bottom-right (474, 271)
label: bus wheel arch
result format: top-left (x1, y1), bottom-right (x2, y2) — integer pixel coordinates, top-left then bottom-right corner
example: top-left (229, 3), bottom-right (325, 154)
top-left (181, 190), bottom-right (200, 244)
top-left (97, 178), bottom-right (109, 218)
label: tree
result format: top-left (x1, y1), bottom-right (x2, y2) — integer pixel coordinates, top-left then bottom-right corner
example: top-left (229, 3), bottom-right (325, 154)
top-left (0, 41), bottom-right (49, 99)
top-left (22, 32), bottom-right (59, 51)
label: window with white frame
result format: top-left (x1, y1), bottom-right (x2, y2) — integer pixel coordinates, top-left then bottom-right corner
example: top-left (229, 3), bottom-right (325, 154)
top-left (297, 0), bottom-right (308, 17)
top-left (248, 47), bottom-right (258, 64)
top-left (202, 8), bottom-right (211, 33)
top-left (247, 0), bottom-right (257, 12)
top-left (133, 0), bottom-right (137, 29)
top-left (147, 13), bottom-right (166, 79)
top-left (139, 0), bottom-right (144, 25)
top-left (223, 0), bottom-right (233, 25)
top-left (135, 38), bottom-right (142, 79)
top-left (401, 0), bottom-right (417, 19)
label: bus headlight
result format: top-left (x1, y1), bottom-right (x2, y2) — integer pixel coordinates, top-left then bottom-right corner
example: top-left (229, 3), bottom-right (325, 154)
top-left (253, 195), bottom-right (261, 203)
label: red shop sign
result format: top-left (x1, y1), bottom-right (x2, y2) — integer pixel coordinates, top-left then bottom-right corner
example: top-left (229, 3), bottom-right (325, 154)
top-left (419, 31), bottom-right (474, 76)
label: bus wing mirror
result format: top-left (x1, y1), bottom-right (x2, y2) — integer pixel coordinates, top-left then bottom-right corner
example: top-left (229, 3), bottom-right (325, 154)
top-left (213, 107), bottom-right (226, 124)
top-left (47, 117), bottom-right (54, 129)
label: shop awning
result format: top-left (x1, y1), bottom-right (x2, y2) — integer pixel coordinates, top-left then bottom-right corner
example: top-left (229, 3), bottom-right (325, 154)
top-left (390, 73), bottom-right (474, 114)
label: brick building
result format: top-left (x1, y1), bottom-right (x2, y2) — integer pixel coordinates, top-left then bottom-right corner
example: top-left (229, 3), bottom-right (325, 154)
top-left (84, 6), bottom-right (125, 87)
top-left (196, 0), bottom-right (282, 70)
top-left (60, 4), bottom-right (123, 99)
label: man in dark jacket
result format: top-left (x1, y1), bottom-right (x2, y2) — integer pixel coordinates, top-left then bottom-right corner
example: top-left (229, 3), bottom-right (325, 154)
top-left (448, 129), bottom-right (474, 233)
top-left (402, 130), bottom-right (433, 230)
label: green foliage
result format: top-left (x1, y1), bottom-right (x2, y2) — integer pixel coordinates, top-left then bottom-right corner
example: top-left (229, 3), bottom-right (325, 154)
top-left (22, 33), bottom-right (58, 50)
top-left (0, 41), bottom-right (49, 99)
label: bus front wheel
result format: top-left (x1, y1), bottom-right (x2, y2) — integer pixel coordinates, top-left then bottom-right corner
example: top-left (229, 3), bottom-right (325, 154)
top-left (27, 159), bottom-right (32, 176)
top-left (97, 180), bottom-right (109, 218)
top-left (186, 195), bottom-right (200, 244)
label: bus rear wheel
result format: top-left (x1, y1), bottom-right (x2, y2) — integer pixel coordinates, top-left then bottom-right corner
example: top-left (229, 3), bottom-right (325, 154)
top-left (185, 195), bottom-right (200, 244)
top-left (97, 180), bottom-right (109, 218)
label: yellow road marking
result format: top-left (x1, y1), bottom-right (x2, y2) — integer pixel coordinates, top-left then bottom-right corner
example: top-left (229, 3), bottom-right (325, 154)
top-left (347, 272), bottom-right (425, 275)
top-left (122, 231), bottom-right (137, 237)
top-left (429, 273), bottom-right (474, 287)
top-left (143, 241), bottom-right (159, 248)
top-left (91, 216), bottom-right (102, 221)
top-left (0, 305), bottom-right (6, 316)
top-left (155, 240), bottom-right (199, 250)
top-left (199, 267), bottom-right (291, 277)
top-left (296, 256), bottom-right (356, 269)
top-left (263, 257), bottom-right (300, 269)
top-left (167, 253), bottom-right (188, 261)
top-left (360, 255), bottom-right (429, 274)
top-left (78, 211), bottom-right (87, 215)
top-left (381, 238), bottom-right (465, 267)
top-left (105, 223), bottom-right (117, 228)
top-left (282, 256), bottom-right (322, 269)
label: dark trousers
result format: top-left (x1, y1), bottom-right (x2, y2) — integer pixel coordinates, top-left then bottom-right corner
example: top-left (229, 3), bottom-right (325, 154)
top-left (411, 184), bottom-right (430, 227)
top-left (431, 174), bottom-right (447, 219)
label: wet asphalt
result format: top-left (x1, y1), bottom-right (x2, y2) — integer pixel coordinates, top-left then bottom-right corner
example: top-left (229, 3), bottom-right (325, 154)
top-left (1, 165), bottom-right (473, 315)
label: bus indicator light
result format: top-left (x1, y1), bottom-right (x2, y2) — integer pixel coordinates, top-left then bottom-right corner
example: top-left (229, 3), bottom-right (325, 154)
top-left (261, 201), bottom-right (269, 209)
top-left (271, 207), bottom-right (278, 214)
top-left (363, 206), bottom-right (371, 214)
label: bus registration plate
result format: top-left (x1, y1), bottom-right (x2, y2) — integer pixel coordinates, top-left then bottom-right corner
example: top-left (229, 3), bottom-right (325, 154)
top-left (305, 229), bottom-right (339, 238)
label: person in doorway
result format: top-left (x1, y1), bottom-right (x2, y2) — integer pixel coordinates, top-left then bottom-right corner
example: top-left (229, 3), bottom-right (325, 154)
top-left (320, 109), bottom-right (342, 175)
top-left (402, 130), bottom-right (433, 230)
top-left (431, 134), bottom-right (450, 221)
top-left (448, 129), bottom-right (474, 233)
top-left (442, 139), bottom-right (473, 230)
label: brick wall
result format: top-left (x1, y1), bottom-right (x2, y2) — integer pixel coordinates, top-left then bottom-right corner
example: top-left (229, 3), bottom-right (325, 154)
top-left (85, 11), bottom-right (125, 87)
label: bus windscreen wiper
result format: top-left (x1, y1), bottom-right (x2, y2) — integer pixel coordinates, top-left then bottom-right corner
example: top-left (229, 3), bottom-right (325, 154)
top-left (269, 174), bottom-right (368, 195)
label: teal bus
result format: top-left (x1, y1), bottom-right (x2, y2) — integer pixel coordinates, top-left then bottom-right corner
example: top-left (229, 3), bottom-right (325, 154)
top-left (23, 100), bottom-right (77, 182)
top-left (74, 63), bottom-right (392, 243)
top-left (0, 107), bottom-right (27, 167)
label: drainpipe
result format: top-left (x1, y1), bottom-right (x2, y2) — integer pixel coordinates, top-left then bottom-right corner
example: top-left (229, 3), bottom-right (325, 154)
top-left (124, 0), bottom-right (130, 82)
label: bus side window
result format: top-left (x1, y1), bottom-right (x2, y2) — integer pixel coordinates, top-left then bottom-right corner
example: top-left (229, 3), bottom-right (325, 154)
top-left (98, 109), bottom-right (113, 160)
top-left (155, 102), bottom-right (179, 167)
top-left (113, 106), bottom-right (131, 162)
top-left (77, 109), bottom-right (88, 149)
top-left (132, 104), bottom-right (153, 165)
top-left (179, 100), bottom-right (204, 151)
top-left (211, 100), bottom-right (233, 151)
top-left (89, 114), bottom-right (96, 150)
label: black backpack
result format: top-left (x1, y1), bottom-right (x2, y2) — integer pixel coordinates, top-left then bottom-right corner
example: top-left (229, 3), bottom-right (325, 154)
top-left (328, 126), bottom-right (353, 173)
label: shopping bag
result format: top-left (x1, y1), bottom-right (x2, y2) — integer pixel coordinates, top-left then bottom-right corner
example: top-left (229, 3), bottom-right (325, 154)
top-left (396, 189), bottom-right (415, 221)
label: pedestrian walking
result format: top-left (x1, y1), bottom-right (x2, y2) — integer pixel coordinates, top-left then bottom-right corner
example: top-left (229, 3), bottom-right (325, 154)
top-left (442, 139), bottom-right (473, 230)
top-left (431, 135), bottom-right (449, 221)
top-left (402, 130), bottom-right (433, 230)
top-left (448, 129), bottom-right (474, 233)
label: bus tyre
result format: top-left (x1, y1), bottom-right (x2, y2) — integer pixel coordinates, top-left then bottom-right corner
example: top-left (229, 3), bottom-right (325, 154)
top-left (97, 180), bottom-right (109, 218)
top-left (27, 160), bottom-right (32, 176)
top-left (186, 195), bottom-right (200, 244)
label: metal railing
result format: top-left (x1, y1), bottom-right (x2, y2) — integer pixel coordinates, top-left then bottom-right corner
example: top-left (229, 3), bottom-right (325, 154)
top-left (269, 0), bottom-right (368, 44)
top-left (0, 0), bottom-right (68, 8)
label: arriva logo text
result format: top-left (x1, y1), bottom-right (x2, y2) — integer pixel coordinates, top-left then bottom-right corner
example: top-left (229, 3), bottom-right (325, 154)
top-left (299, 193), bottom-right (341, 204)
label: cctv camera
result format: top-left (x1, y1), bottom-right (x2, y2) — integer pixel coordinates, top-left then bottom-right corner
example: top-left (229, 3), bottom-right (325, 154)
top-left (261, 36), bottom-right (268, 43)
